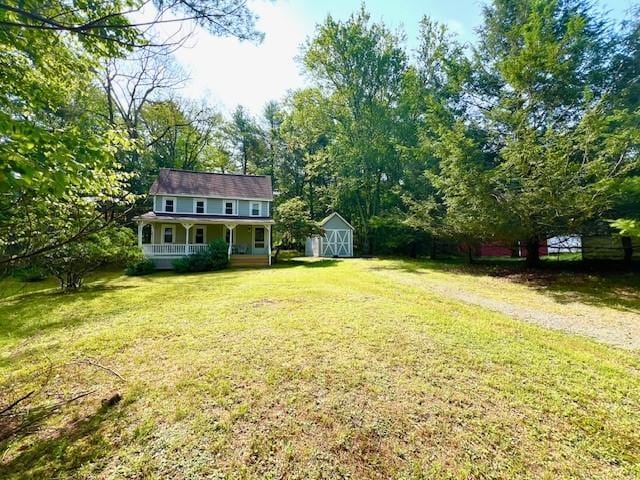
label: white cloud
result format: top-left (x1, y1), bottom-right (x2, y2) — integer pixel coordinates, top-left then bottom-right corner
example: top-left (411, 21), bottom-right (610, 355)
top-left (444, 19), bottom-right (465, 37)
top-left (171, 1), bottom-right (314, 117)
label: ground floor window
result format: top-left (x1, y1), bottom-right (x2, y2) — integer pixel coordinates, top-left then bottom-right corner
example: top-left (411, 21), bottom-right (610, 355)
top-left (225, 228), bottom-right (231, 244)
top-left (163, 225), bottom-right (175, 244)
top-left (142, 225), bottom-right (152, 244)
top-left (194, 226), bottom-right (205, 244)
top-left (254, 227), bottom-right (265, 249)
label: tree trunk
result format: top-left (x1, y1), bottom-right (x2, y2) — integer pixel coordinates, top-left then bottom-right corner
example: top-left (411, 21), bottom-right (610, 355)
top-left (430, 239), bottom-right (437, 260)
top-left (308, 181), bottom-right (314, 219)
top-left (525, 236), bottom-right (541, 268)
top-left (622, 236), bottom-right (633, 264)
top-left (242, 144), bottom-right (248, 175)
top-left (467, 246), bottom-right (474, 264)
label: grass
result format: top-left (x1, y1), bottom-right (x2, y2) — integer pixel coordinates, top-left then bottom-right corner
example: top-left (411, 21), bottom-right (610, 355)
top-left (372, 256), bottom-right (640, 314)
top-left (1, 258), bottom-right (639, 479)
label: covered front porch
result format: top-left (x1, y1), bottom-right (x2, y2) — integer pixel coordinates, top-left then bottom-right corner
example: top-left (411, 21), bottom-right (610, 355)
top-left (135, 216), bottom-right (274, 268)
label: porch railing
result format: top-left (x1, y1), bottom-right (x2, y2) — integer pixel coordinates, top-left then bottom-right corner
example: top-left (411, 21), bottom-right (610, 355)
top-left (142, 244), bottom-right (208, 256)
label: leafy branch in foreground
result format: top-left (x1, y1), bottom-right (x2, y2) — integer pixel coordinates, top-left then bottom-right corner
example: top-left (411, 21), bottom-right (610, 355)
top-left (0, 0), bottom-right (264, 48)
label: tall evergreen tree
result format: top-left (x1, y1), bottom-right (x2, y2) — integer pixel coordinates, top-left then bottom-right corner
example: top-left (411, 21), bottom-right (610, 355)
top-left (432, 0), bottom-right (640, 265)
top-left (226, 105), bottom-right (265, 174)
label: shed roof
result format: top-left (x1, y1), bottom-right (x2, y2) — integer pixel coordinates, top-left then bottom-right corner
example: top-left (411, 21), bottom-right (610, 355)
top-left (319, 212), bottom-right (354, 230)
top-left (149, 168), bottom-right (273, 200)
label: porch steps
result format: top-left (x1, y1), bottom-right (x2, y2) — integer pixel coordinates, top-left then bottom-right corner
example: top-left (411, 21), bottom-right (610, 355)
top-left (230, 255), bottom-right (270, 267)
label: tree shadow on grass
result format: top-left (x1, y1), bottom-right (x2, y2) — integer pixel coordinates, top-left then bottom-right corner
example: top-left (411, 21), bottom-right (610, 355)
top-left (538, 274), bottom-right (640, 313)
top-left (0, 284), bottom-right (141, 344)
top-left (0, 401), bottom-right (125, 479)
top-left (273, 259), bottom-right (340, 269)
top-left (370, 257), bottom-right (640, 314)
top-left (0, 268), bottom-right (133, 302)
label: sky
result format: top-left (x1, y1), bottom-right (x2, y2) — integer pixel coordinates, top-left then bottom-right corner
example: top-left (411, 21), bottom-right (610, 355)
top-left (157, 0), bottom-right (636, 117)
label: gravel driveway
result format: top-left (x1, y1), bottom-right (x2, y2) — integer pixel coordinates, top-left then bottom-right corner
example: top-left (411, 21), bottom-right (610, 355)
top-left (369, 264), bottom-right (640, 350)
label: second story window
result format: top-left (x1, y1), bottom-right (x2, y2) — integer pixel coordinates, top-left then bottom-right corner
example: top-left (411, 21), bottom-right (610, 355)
top-left (250, 202), bottom-right (261, 216)
top-left (163, 198), bottom-right (175, 213)
top-left (195, 199), bottom-right (205, 214)
top-left (224, 200), bottom-right (235, 215)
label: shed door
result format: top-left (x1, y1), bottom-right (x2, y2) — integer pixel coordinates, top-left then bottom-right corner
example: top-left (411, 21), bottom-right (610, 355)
top-left (322, 229), bottom-right (351, 257)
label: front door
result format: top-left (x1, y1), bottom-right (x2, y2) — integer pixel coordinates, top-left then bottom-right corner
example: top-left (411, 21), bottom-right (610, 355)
top-left (252, 227), bottom-right (267, 255)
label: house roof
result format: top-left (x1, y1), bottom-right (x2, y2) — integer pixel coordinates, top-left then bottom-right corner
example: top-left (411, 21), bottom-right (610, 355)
top-left (134, 211), bottom-right (274, 225)
top-left (319, 212), bottom-right (355, 230)
top-left (149, 168), bottom-right (273, 200)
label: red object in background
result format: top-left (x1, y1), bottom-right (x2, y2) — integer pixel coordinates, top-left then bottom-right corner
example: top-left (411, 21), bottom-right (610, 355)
top-left (459, 239), bottom-right (548, 258)
top-left (477, 244), bottom-right (514, 257)
top-left (518, 239), bottom-right (548, 257)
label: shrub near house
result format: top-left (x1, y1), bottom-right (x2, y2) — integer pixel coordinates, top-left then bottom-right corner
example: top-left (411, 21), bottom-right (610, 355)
top-left (172, 239), bottom-right (229, 272)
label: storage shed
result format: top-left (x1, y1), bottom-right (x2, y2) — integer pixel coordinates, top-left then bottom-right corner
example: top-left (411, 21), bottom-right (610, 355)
top-left (305, 212), bottom-right (354, 257)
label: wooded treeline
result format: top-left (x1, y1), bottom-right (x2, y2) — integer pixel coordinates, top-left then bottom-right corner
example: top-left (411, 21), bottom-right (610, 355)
top-left (1, 0), bottom-right (639, 270)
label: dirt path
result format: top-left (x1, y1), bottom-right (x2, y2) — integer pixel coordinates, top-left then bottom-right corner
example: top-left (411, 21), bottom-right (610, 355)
top-left (369, 265), bottom-right (640, 350)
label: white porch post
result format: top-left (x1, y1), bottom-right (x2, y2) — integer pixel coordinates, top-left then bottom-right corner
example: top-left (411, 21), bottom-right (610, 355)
top-left (137, 221), bottom-right (145, 247)
top-left (266, 224), bottom-right (272, 265)
top-left (225, 224), bottom-right (236, 259)
top-left (182, 223), bottom-right (193, 254)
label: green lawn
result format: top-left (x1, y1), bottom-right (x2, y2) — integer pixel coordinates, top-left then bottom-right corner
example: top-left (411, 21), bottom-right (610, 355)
top-left (1, 258), bottom-right (639, 479)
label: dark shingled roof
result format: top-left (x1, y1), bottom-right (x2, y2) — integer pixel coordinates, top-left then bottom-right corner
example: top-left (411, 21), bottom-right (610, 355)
top-left (149, 169), bottom-right (273, 200)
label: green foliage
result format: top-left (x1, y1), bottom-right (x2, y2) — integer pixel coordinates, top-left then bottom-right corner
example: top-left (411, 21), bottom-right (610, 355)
top-left (612, 219), bottom-right (640, 238)
top-left (225, 105), bottom-right (266, 175)
top-left (125, 258), bottom-right (156, 276)
top-left (274, 198), bottom-right (322, 249)
top-left (424, 0), bottom-right (640, 264)
top-left (11, 266), bottom-right (47, 283)
top-left (172, 253), bottom-right (213, 273)
top-left (0, 1), bottom-right (134, 196)
top-left (38, 227), bottom-right (140, 291)
top-left (368, 215), bottom-right (433, 257)
top-left (278, 88), bottom-right (334, 218)
top-left (0, 163), bottom-right (135, 265)
top-left (173, 239), bottom-right (229, 273)
top-left (266, 4), bottom-right (639, 261)
top-left (151, 0), bottom-right (263, 42)
top-left (0, 1), bottom-right (137, 265)
top-left (301, 8), bottom-right (408, 253)
top-left (611, 177), bottom-right (640, 237)
top-left (207, 239), bottom-right (230, 270)
top-left (132, 99), bottom-right (228, 192)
